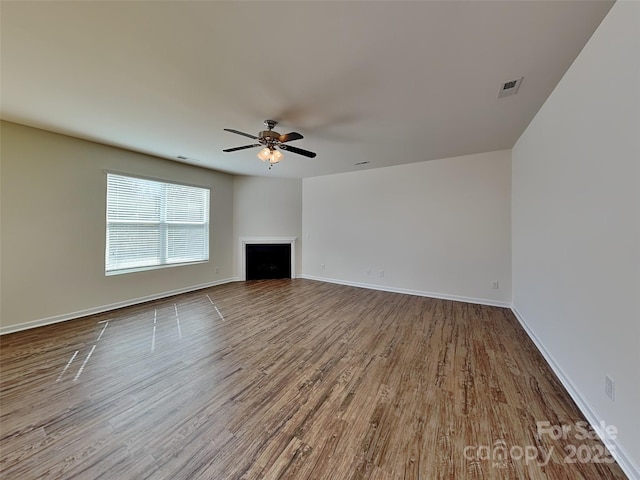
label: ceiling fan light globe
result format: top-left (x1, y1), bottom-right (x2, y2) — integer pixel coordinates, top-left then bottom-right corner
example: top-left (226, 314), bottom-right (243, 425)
top-left (257, 147), bottom-right (271, 161)
top-left (270, 150), bottom-right (284, 164)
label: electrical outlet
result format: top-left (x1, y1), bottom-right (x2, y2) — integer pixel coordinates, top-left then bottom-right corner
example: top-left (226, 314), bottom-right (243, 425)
top-left (491, 281), bottom-right (499, 289)
top-left (321, 263), bottom-right (326, 270)
top-left (215, 266), bottom-right (219, 274)
top-left (379, 270), bottom-right (384, 277)
top-left (366, 269), bottom-right (371, 276)
top-left (605, 375), bottom-right (615, 401)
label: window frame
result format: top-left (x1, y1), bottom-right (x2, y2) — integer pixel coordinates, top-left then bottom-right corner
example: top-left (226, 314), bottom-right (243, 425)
top-left (105, 171), bottom-right (211, 276)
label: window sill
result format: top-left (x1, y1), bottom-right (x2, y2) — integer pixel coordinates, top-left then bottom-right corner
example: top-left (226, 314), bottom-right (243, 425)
top-left (106, 260), bottom-right (209, 276)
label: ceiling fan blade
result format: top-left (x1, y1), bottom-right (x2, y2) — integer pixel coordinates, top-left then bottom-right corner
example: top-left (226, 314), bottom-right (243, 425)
top-left (278, 132), bottom-right (304, 143)
top-left (223, 144), bottom-right (261, 152)
top-left (280, 144), bottom-right (317, 158)
top-left (224, 128), bottom-right (258, 140)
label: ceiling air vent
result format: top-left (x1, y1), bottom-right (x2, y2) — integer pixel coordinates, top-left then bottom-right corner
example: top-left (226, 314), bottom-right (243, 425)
top-left (497, 77), bottom-right (523, 98)
top-left (176, 155), bottom-right (201, 163)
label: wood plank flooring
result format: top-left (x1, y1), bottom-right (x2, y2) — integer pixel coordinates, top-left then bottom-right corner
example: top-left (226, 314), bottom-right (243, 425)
top-left (0, 279), bottom-right (627, 479)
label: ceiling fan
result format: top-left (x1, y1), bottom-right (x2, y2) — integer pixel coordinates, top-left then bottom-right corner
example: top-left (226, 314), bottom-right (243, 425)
top-left (223, 120), bottom-right (317, 168)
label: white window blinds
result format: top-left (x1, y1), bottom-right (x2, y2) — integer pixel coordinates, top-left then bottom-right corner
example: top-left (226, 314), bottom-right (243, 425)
top-left (106, 173), bottom-right (210, 274)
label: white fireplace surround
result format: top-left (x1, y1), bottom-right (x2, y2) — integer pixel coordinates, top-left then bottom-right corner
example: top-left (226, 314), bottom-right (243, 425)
top-left (238, 237), bottom-right (297, 281)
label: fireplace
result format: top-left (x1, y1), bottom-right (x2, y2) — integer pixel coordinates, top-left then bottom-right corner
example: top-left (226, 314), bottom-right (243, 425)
top-left (239, 237), bottom-right (296, 281)
top-left (246, 244), bottom-right (291, 280)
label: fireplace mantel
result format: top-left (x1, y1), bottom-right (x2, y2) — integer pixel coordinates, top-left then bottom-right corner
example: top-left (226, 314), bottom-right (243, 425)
top-left (238, 237), bottom-right (297, 281)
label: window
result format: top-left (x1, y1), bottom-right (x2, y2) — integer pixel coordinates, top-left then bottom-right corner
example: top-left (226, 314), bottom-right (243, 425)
top-left (106, 173), bottom-right (210, 274)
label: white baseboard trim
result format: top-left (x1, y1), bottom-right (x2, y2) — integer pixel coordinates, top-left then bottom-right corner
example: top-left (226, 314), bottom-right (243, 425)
top-left (298, 274), bottom-right (511, 308)
top-left (0, 278), bottom-right (236, 336)
top-left (511, 307), bottom-right (640, 480)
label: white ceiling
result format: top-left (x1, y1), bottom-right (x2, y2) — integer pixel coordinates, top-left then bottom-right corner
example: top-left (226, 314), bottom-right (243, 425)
top-left (1, 1), bottom-right (613, 178)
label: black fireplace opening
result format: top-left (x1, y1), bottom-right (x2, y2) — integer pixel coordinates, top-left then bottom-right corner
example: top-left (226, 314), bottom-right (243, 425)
top-left (246, 244), bottom-right (291, 280)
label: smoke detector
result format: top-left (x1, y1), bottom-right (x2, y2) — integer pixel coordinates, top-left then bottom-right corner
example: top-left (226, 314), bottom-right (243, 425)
top-left (498, 77), bottom-right (523, 98)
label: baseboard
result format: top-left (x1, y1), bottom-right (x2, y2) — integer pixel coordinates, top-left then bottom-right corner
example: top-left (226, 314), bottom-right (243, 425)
top-left (0, 278), bottom-right (236, 336)
top-left (298, 274), bottom-right (511, 308)
top-left (511, 307), bottom-right (640, 480)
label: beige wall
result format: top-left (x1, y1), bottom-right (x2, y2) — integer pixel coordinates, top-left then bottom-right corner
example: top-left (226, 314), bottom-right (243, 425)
top-left (302, 150), bottom-right (512, 306)
top-left (232, 176), bottom-right (303, 278)
top-left (0, 122), bottom-right (234, 332)
top-left (512, 1), bottom-right (640, 475)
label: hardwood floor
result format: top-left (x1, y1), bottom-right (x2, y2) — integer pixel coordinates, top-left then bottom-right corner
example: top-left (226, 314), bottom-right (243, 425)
top-left (0, 279), bottom-right (627, 479)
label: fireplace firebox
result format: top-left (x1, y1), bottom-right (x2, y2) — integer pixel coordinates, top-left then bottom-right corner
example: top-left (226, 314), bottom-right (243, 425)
top-left (245, 244), bottom-right (291, 280)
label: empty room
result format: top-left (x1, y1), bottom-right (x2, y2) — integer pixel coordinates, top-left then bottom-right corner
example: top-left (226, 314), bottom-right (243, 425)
top-left (1, 1), bottom-right (638, 479)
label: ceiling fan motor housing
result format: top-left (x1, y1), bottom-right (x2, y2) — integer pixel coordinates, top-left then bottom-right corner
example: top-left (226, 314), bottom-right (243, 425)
top-left (258, 129), bottom-right (280, 146)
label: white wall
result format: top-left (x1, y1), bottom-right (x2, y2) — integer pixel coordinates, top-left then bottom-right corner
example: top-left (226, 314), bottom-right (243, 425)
top-left (512, 1), bottom-right (640, 475)
top-left (232, 176), bottom-right (303, 278)
top-left (302, 150), bottom-right (511, 306)
top-left (0, 122), bottom-right (235, 333)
